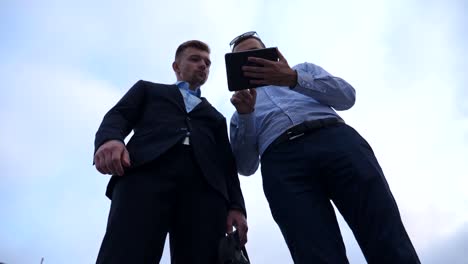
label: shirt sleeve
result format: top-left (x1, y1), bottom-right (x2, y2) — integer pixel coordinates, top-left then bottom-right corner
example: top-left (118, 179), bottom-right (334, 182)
top-left (229, 111), bottom-right (260, 176)
top-left (290, 63), bottom-right (356, 110)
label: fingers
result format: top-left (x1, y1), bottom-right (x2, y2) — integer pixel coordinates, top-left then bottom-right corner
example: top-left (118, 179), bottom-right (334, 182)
top-left (234, 216), bottom-right (248, 246)
top-left (242, 58), bottom-right (278, 85)
top-left (244, 50), bottom-right (287, 73)
top-left (226, 216), bottom-right (234, 234)
top-left (243, 71), bottom-right (265, 79)
top-left (95, 148), bottom-right (112, 175)
top-left (102, 148), bottom-right (118, 175)
top-left (234, 90), bottom-right (254, 101)
top-left (93, 140), bottom-right (128, 176)
top-left (242, 65), bottom-right (268, 73)
top-left (230, 89), bottom-right (256, 114)
top-left (226, 210), bottom-right (248, 246)
top-left (249, 79), bottom-right (268, 85)
top-left (237, 223), bottom-right (248, 246)
top-left (122, 148), bottom-right (131, 168)
top-left (249, 87), bottom-right (257, 99)
top-left (230, 96), bottom-right (239, 105)
top-left (242, 49), bottom-right (293, 87)
top-left (111, 150), bottom-right (124, 176)
top-left (247, 56), bottom-right (275, 66)
top-left (93, 155), bottom-right (106, 174)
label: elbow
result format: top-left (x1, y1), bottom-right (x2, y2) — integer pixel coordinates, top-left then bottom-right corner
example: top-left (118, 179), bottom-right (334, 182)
top-left (346, 91), bottom-right (356, 109)
top-left (237, 167), bottom-right (256, 177)
top-left (334, 86), bottom-right (356, 111)
top-left (237, 162), bottom-right (259, 176)
top-left (337, 95), bottom-right (356, 110)
top-left (345, 84), bottom-right (357, 108)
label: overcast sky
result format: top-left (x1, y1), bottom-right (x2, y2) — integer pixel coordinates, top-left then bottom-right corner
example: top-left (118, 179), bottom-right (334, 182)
top-left (1, 0), bottom-right (467, 263)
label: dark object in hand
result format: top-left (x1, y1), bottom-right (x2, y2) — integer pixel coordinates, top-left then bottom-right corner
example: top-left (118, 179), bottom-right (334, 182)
top-left (218, 230), bottom-right (250, 264)
top-left (225, 47), bottom-right (279, 91)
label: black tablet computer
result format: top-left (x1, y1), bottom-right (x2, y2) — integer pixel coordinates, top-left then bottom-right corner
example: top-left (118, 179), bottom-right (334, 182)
top-left (225, 47), bottom-right (279, 91)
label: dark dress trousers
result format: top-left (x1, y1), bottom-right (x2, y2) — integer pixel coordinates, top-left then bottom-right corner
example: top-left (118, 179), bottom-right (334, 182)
top-left (261, 123), bottom-right (420, 264)
top-left (94, 80), bottom-right (245, 264)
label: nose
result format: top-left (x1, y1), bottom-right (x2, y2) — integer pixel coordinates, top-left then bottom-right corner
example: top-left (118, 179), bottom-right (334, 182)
top-left (198, 61), bottom-right (207, 70)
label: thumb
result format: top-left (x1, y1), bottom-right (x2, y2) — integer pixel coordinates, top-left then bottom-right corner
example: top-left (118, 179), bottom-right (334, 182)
top-left (249, 88), bottom-right (257, 99)
top-left (121, 148), bottom-right (131, 167)
top-left (226, 216), bottom-right (234, 234)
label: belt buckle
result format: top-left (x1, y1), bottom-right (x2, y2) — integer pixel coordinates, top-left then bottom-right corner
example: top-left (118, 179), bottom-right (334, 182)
top-left (287, 130), bottom-right (305, 141)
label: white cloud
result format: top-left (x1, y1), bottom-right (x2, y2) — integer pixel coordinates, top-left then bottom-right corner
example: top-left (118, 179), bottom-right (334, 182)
top-left (0, 60), bottom-right (121, 180)
top-left (0, 60), bottom-right (123, 263)
top-left (420, 223), bottom-right (468, 264)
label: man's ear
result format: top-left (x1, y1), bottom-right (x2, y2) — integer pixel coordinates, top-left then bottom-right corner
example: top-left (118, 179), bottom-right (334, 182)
top-left (172, 61), bottom-right (179, 74)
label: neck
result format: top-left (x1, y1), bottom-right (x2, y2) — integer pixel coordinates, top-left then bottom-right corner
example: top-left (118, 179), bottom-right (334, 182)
top-left (177, 80), bottom-right (200, 91)
top-left (188, 84), bottom-right (199, 91)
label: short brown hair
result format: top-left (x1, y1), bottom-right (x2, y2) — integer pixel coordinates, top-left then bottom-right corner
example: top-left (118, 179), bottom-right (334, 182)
top-left (175, 40), bottom-right (210, 60)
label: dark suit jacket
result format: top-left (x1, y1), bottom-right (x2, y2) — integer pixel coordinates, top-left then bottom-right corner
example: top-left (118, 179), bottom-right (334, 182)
top-left (94, 80), bottom-right (246, 214)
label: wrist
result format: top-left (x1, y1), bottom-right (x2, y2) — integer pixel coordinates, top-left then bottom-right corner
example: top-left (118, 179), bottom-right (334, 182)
top-left (229, 207), bottom-right (246, 218)
top-left (288, 69), bottom-right (298, 88)
top-left (237, 107), bottom-right (255, 115)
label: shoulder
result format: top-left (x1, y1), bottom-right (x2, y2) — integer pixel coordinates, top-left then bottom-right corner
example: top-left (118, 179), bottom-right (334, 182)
top-left (292, 62), bottom-right (330, 77)
top-left (292, 62), bottom-right (321, 71)
top-left (201, 97), bottom-right (226, 121)
top-left (136, 80), bottom-right (175, 89)
top-left (130, 80), bottom-right (178, 95)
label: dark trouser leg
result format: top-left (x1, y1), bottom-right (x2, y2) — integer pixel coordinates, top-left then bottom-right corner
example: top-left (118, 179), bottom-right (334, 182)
top-left (96, 144), bottom-right (190, 264)
top-left (261, 137), bottom-right (349, 264)
top-left (95, 162), bottom-right (176, 264)
top-left (97, 143), bottom-right (229, 264)
top-left (262, 125), bottom-right (420, 263)
top-left (324, 125), bottom-right (420, 264)
top-left (169, 147), bottom-right (228, 264)
top-left (261, 123), bottom-right (420, 264)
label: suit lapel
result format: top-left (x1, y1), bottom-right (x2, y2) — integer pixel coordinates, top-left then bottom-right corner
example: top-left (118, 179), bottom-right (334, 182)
top-left (192, 97), bottom-right (212, 113)
top-left (165, 84), bottom-right (212, 114)
top-left (167, 84), bottom-right (187, 113)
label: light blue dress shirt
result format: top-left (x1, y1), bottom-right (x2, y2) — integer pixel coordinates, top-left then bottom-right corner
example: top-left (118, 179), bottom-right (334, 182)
top-left (230, 62), bottom-right (356, 176)
top-left (176, 81), bottom-right (202, 112)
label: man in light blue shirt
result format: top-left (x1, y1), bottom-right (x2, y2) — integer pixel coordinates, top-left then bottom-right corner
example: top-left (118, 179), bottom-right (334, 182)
top-left (228, 31), bottom-right (420, 264)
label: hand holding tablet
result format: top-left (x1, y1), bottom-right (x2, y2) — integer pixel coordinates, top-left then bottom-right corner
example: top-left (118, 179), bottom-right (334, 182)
top-left (225, 47), bottom-right (279, 91)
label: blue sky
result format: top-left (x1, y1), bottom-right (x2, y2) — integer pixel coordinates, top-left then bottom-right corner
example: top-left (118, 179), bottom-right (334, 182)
top-left (1, 0), bottom-right (467, 263)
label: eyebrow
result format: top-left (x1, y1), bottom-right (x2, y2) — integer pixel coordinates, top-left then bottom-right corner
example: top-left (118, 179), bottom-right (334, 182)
top-left (189, 55), bottom-right (211, 65)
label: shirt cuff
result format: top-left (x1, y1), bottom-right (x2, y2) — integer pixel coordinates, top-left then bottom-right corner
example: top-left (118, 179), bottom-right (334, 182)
top-left (295, 69), bottom-right (315, 89)
top-left (237, 111), bottom-right (256, 134)
top-left (289, 69), bottom-right (298, 89)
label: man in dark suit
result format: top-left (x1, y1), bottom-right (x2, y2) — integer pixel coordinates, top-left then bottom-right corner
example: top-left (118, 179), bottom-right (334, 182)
top-left (93, 40), bottom-right (247, 264)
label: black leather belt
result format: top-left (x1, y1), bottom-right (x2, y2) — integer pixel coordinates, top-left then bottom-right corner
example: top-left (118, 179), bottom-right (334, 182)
top-left (268, 117), bottom-right (344, 150)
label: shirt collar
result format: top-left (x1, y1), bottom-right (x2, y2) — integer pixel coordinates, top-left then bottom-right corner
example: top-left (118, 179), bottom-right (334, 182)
top-left (175, 81), bottom-right (201, 98)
